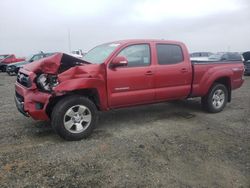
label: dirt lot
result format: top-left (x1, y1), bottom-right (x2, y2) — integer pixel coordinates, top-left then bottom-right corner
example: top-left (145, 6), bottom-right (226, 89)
top-left (0, 73), bottom-right (249, 187)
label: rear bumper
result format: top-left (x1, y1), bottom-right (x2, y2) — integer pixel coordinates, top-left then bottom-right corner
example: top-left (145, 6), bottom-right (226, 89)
top-left (15, 82), bottom-right (52, 120)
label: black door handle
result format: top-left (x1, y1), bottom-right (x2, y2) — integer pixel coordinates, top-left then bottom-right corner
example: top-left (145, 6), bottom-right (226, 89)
top-left (180, 68), bottom-right (188, 73)
top-left (145, 71), bottom-right (153, 75)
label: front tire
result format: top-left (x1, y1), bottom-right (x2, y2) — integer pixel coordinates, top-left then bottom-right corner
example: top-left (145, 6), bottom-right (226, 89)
top-left (51, 95), bottom-right (98, 141)
top-left (201, 83), bottom-right (228, 113)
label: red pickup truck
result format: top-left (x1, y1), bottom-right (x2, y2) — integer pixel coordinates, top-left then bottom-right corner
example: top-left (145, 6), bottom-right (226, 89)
top-left (15, 40), bottom-right (244, 140)
top-left (0, 54), bottom-right (25, 72)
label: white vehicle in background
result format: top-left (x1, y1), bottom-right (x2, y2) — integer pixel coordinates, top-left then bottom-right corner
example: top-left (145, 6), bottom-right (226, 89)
top-left (70, 50), bottom-right (86, 59)
top-left (190, 52), bottom-right (213, 61)
top-left (208, 52), bottom-right (242, 61)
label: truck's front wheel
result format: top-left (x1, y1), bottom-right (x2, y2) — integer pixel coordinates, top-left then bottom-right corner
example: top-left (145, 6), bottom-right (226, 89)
top-left (202, 83), bottom-right (228, 113)
top-left (51, 95), bottom-right (98, 141)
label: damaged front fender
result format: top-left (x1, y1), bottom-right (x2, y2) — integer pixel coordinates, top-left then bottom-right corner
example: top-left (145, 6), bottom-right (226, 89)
top-left (52, 63), bottom-right (108, 110)
top-left (18, 52), bottom-right (108, 120)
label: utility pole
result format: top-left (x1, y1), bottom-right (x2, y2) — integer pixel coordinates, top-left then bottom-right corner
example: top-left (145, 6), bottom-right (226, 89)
top-left (68, 28), bottom-right (71, 53)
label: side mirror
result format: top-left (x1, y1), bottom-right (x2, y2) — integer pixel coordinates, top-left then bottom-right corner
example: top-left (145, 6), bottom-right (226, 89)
top-left (110, 56), bottom-right (128, 68)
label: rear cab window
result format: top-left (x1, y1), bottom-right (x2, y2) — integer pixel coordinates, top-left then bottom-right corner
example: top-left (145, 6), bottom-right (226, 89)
top-left (156, 44), bottom-right (184, 65)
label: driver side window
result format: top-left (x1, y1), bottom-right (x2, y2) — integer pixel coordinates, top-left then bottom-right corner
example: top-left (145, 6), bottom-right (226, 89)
top-left (118, 44), bottom-right (150, 67)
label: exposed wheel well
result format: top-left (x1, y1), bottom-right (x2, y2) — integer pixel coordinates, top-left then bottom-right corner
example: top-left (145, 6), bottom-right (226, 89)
top-left (213, 77), bottom-right (231, 102)
top-left (46, 88), bottom-right (100, 118)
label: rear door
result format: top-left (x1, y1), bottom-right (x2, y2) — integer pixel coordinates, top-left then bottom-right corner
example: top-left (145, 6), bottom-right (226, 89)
top-left (107, 43), bottom-right (155, 108)
top-left (154, 43), bottom-right (192, 100)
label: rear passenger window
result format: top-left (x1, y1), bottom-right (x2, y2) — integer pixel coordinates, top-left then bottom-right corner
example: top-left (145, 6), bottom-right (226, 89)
top-left (156, 44), bottom-right (184, 65)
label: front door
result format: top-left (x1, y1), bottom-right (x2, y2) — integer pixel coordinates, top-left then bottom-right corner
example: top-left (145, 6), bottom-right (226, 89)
top-left (107, 44), bottom-right (155, 108)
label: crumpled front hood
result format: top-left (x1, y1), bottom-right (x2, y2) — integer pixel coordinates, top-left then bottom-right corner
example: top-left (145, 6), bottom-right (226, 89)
top-left (22, 52), bottom-right (105, 81)
top-left (23, 53), bottom-right (63, 74)
top-left (57, 63), bottom-right (105, 82)
top-left (23, 53), bottom-right (90, 74)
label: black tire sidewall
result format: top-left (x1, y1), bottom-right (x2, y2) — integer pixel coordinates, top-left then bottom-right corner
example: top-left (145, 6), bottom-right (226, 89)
top-left (206, 84), bottom-right (228, 113)
top-left (51, 95), bottom-right (98, 141)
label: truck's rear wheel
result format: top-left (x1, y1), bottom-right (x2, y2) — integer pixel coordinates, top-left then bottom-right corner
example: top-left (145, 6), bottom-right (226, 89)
top-left (201, 83), bottom-right (228, 113)
top-left (51, 95), bottom-right (98, 141)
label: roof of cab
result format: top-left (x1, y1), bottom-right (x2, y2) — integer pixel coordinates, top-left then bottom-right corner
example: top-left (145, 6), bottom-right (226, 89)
top-left (110, 39), bottom-right (184, 45)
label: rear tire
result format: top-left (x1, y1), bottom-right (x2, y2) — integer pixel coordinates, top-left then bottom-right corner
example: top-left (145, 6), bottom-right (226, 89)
top-left (51, 95), bottom-right (98, 141)
top-left (201, 83), bottom-right (228, 113)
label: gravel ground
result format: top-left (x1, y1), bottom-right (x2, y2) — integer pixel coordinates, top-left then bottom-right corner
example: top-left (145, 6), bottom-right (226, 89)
top-left (0, 73), bottom-right (249, 188)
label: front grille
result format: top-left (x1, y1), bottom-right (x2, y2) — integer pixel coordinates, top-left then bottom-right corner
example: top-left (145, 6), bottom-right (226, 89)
top-left (17, 72), bottom-right (31, 88)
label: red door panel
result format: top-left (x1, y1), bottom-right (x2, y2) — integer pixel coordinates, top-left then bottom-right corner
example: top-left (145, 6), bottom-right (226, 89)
top-left (107, 44), bottom-right (155, 108)
top-left (154, 43), bottom-right (192, 101)
top-left (107, 67), bottom-right (155, 107)
top-left (155, 64), bottom-right (192, 100)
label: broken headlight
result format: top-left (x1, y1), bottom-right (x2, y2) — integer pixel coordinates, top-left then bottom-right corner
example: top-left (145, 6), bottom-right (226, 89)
top-left (36, 74), bottom-right (59, 91)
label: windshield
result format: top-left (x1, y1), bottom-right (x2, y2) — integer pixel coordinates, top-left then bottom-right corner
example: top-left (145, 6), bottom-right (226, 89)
top-left (83, 43), bottom-right (120, 64)
top-left (0, 55), bottom-right (9, 60)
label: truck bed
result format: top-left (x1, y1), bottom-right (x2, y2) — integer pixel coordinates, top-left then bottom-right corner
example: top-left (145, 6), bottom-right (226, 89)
top-left (191, 60), bottom-right (244, 97)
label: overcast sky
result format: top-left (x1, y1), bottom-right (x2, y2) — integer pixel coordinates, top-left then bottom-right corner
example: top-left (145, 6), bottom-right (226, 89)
top-left (0, 0), bottom-right (250, 56)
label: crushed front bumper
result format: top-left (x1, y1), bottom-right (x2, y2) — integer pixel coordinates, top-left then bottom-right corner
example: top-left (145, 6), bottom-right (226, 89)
top-left (15, 92), bottom-right (29, 117)
top-left (15, 70), bottom-right (52, 120)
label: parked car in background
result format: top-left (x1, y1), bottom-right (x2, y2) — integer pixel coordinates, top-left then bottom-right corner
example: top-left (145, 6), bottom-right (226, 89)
top-left (15, 39), bottom-right (244, 140)
top-left (207, 52), bottom-right (242, 61)
top-left (6, 52), bottom-right (54, 75)
top-left (190, 52), bottom-right (213, 61)
top-left (0, 54), bottom-right (25, 72)
top-left (0, 54), bottom-right (10, 61)
top-left (242, 51), bottom-right (250, 75)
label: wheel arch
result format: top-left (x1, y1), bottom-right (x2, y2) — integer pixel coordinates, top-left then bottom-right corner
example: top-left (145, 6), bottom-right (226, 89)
top-left (46, 88), bottom-right (101, 118)
top-left (210, 77), bottom-right (232, 102)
